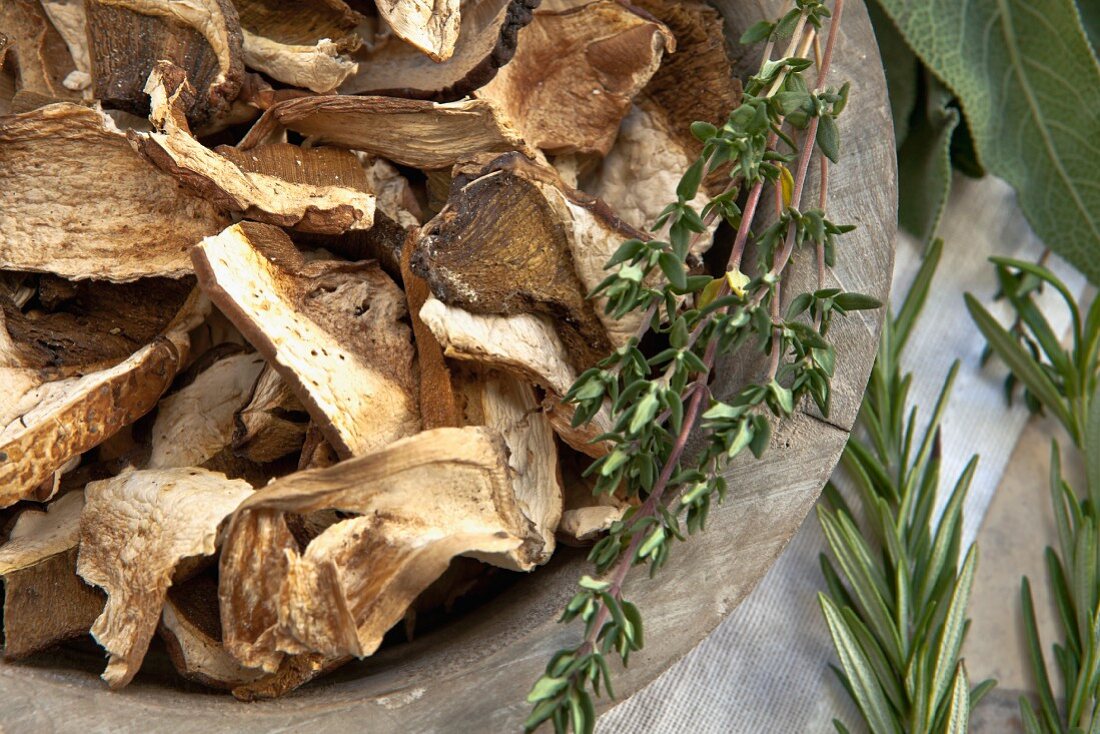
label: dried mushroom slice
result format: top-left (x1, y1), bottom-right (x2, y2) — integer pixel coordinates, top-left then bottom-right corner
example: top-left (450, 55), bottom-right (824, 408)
top-left (419, 297), bottom-right (572, 396)
top-left (232, 364), bottom-right (309, 463)
top-left (457, 366), bottom-right (561, 569)
top-left (475, 0), bottom-right (672, 156)
top-left (77, 467), bottom-right (254, 688)
top-left (241, 32), bottom-right (358, 93)
top-left (0, 0), bottom-right (79, 99)
top-left (239, 95), bottom-right (525, 169)
top-left (558, 449), bottom-right (626, 543)
top-left (401, 229), bottom-right (461, 430)
top-left (0, 493), bottom-right (106, 658)
top-left (1, 341), bottom-right (178, 508)
top-left (231, 652), bottom-right (347, 701)
top-left (632, 0), bottom-right (739, 166)
top-left (234, 0), bottom-right (362, 46)
top-left (231, 0), bottom-right (362, 92)
top-left (340, 0), bottom-right (537, 101)
top-left (375, 0), bottom-right (460, 63)
top-left (192, 222), bottom-right (420, 458)
top-left (0, 103), bottom-right (228, 281)
top-left (84, 0), bottom-right (244, 124)
top-left (39, 0), bottom-right (91, 92)
top-left (148, 351), bottom-right (267, 470)
top-left (2, 274), bottom-right (195, 374)
top-left (418, 297), bottom-right (611, 457)
top-left (133, 64), bottom-right (376, 234)
top-left (159, 573), bottom-right (264, 689)
top-left (590, 100), bottom-right (713, 247)
top-left (219, 426), bottom-right (526, 672)
top-left (0, 295), bottom-right (205, 509)
top-left (411, 152), bottom-right (645, 366)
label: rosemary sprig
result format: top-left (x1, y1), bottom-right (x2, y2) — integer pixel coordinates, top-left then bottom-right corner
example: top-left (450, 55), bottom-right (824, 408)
top-left (819, 239), bottom-right (994, 733)
top-left (525, 2), bottom-right (882, 732)
top-left (967, 258), bottom-right (1100, 732)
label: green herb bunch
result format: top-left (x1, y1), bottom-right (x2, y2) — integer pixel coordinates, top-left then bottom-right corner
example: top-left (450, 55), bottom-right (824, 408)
top-left (819, 240), bottom-right (993, 733)
top-left (525, 2), bottom-right (882, 731)
top-left (968, 259), bottom-right (1100, 732)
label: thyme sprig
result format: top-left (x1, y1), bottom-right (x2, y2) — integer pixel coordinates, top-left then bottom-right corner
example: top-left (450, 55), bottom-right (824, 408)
top-left (525, 2), bottom-right (881, 731)
top-left (819, 240), bottom-right (993, 733)
top-left (968, 259), bottom-right (1100, 732)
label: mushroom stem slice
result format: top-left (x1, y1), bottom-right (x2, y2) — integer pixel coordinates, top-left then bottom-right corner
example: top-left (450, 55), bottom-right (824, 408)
top-left (0, 286), bottom-right (207, 509)
top-left (457, 366), bottom-right (562, 569)
top-left (0, 103), bottom-right (228, 281)
top-left (475, 0), bottom-right (673, 156)
top-left (219, 426), bottom-right (527, 672)
top-left (192, 222), bottom-right (420, 458)
top-left (76, 468), bottom-right (254, 689)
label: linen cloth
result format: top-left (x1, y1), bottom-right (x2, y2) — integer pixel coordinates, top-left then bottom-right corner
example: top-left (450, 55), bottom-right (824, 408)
top-left (598, 174), bottom-right (1088, 732)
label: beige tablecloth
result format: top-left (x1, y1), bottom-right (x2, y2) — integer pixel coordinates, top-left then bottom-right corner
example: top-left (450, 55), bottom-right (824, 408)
top-left (598, 174), bottom-right (1088, 732)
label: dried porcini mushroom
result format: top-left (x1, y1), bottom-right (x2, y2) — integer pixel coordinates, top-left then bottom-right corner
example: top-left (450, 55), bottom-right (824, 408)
top-left (159, 573), bottom-right (264, 689)
top-left (417, 297), bottom-right (611, 457)
top-left (375, 0), bottom-right (460, 63)
top-left (219, 426), bottom-right (526, 672)
top-left (590, 100), bottom-right (713, 245)
top-left (135, 64), bottom-right (376, 234)
top-left (38, 0), bottom-right (91, 92)
top-left (0, 286), bottom-right (208, 509)
top-left (192, 222), bottom-right (420, 458)
top-left (234, 0), bottom-right (363, 93)
top-left (232, 364), bottom-right (309, 463)
top-left (401, 229), bottom-right (462, 430)
top-left (148, 351), bottom-right (267, 470)
top-left (476, 0), bottom-right (673, 156)
top-left (632, 0), bottom-right (739, 161)
top-left (77, 467), bottom-right (254, 688)
top-left (411, 152), bottom-right (646, 368)
top-left (456, 366), bottom-right (562, 569)
top-left (84, 0), bottom-right (244, 125)
top-left (0, 492), bottom-right (106, 658)
top-left (340, 0), bottom-right (538, 101)
top-left (558, 448), bottom-right (627, 543)
top-left (239, 95), bottom-right (526, 169)
top-left (0, 0), bottom-right (79, 100)
top-left (0, 103), bottom-right (228, 282)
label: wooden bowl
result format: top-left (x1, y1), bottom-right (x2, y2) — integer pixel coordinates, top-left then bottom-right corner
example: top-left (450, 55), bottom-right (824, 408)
top-left (0, 1), bottom-right (894, 730)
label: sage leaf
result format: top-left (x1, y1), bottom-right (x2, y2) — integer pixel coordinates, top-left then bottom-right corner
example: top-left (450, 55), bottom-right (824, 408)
top-left (897, 72), bottom-right (959, 244)
top-left (873, 0), bottom-right (1100, 283)
top-left (866, 0), bottom-right (919, 144)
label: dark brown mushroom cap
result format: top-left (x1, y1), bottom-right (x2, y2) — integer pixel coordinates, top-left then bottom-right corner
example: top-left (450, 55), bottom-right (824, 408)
top-left (84, 0), bottom-right (244, 125)
top-left (410, 152), bottom-right (644, 371)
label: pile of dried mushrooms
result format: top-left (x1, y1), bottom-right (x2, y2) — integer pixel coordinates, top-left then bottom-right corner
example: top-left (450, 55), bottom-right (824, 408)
top-left (0, 0), bottom-right (740, 698)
